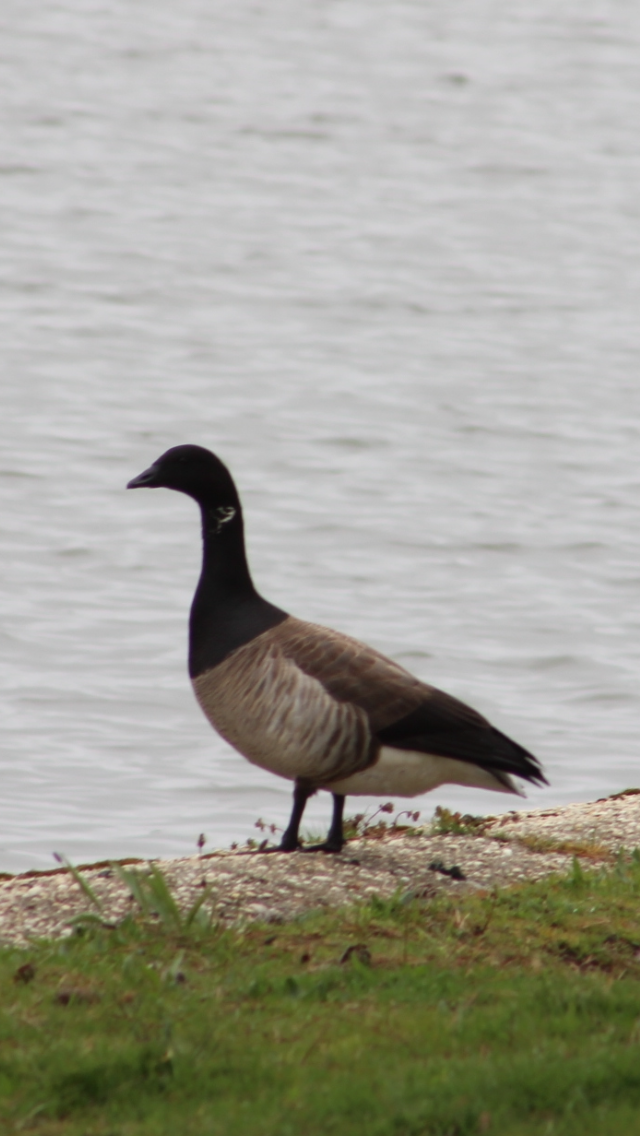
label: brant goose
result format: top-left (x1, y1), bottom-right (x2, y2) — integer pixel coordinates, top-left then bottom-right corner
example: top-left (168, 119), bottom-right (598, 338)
top-left (128, 445), bottom-right (547, 852)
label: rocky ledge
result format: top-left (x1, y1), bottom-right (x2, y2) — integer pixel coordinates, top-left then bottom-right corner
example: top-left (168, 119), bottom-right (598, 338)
top-left (1, 791), bottom-right (638, 947)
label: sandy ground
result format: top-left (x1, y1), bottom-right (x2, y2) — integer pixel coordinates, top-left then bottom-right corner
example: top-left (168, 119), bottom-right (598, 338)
top-left (1, 791), bottom-right (638, 947)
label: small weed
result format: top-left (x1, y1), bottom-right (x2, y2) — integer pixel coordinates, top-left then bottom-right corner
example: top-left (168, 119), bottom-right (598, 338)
top-left (112, 862), bottom-right (215, 935)
top-left (342, 802), bottom-right (422, 841)
top-left (254, 818), bottom-right (281, 839)
top-left (431, 806), bottom-right (493, 836)
top-left (297, 803), bottom-right (422, 846)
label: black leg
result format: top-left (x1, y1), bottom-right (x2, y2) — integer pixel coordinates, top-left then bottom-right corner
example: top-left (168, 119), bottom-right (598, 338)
top-left (326, 793), bottom-right (345, 850)
top-left (302, 793), bottom-right (346, 854)
top-left (275, 781), bottom-right (314, 852)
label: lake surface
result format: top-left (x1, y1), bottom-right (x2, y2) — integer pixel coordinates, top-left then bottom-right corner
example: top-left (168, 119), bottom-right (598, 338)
top-left (1, 0), bottom-right (639, 873)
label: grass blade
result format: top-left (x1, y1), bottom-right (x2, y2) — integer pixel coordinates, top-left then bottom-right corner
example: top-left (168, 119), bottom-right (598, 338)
top-left (145, 865), bottom-right (183, 931)
top-left (184, 884), bottom-right (214, 929)
top-left (111, 862), bottom-right (152, 917)
top-left (56, 855), bottom-right (103, 913)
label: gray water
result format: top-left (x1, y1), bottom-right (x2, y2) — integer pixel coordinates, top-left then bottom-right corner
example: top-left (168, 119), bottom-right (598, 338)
top-left (1, 0), bottom-right (639, 873)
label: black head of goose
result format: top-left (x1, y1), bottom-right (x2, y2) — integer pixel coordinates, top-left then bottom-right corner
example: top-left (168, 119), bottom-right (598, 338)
top-left (128, 444), bottom-right (548, 853)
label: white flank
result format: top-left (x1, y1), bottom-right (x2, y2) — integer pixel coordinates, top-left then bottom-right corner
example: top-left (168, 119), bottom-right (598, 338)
top-left (324, 747), bottom-right (521, 797)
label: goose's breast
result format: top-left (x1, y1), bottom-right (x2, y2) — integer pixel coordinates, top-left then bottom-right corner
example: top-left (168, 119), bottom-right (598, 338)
top-left (192, 640), bottom-right (371, 784)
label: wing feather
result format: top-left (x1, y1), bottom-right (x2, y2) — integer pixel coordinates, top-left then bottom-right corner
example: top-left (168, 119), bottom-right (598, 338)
top-left (270, 617), bottom-right (546, 787)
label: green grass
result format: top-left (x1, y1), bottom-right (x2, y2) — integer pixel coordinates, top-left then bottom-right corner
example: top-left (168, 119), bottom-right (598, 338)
top-left (2, 854), bottom-right (640, 1135)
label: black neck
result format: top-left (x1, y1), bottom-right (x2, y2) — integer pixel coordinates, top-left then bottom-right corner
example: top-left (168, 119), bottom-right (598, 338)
top-left (188, 503), bottom-right (287, 678)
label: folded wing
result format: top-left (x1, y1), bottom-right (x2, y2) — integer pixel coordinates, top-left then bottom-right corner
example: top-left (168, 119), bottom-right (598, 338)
top-left (275, 617), bottom-right (546, 788)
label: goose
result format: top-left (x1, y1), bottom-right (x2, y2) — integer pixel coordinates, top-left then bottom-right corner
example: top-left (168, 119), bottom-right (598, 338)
top-left (127, 444), bottom-right (547, 853)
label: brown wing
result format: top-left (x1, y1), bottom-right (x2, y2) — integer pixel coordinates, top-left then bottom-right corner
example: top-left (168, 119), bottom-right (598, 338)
top-left (267, 616), bottom-right (427, 731)
top-left (269, 617), bottom-right (547, 787)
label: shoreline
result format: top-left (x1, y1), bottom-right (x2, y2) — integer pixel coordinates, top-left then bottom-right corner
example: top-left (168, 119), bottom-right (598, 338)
top-left (1, 790), bottom-right (638, 947)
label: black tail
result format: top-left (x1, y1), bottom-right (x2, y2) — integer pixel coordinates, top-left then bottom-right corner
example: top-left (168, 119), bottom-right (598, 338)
top-left (376, 690), bottom-right (548, 787)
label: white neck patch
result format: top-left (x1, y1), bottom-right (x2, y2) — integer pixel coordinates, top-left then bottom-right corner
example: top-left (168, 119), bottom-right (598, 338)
top-left (211, 505), bottom-right (236, 535)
